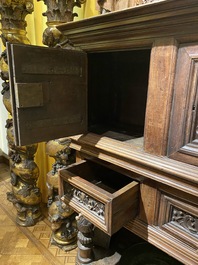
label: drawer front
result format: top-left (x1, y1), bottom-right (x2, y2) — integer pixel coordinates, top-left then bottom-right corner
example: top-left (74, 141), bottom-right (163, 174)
top-left (153, 187), bottom-right (198, 264)
top-left (59, 160), bottom-right (139, 235)
top-left (126, 183), bottom-right (198, 265)
top-left (158, 191), bottom-right (198, 248)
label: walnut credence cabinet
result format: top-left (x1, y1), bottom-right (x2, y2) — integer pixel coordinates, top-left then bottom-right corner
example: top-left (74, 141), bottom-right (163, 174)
top-left (7, 0), bottom-right (198, 264)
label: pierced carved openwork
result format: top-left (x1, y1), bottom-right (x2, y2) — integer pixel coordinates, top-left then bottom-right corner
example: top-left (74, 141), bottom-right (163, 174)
top-left (63, 182), bottom-right (105, 220)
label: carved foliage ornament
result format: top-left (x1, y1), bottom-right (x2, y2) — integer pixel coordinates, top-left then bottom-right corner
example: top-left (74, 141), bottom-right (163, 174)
top-left (40, 0), bottom-right (86, 22)
top-left (40, 0), bottom-right (86, 48)
top-left (171, 207), bottom-right (198, 236)
top-left (0, 0), bottom-right (33, 45)
top-left (63, 182), bottom-right (105, 220)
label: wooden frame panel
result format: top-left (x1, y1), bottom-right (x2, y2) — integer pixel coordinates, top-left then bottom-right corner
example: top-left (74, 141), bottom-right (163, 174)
top-left (7, 43), bottom-right (87, 146)
top-left (168, 44), bottom-right (198, 165)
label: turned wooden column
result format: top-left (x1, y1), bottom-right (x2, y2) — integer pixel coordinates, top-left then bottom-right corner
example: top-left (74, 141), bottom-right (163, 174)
top-left (0, 0), bottom-right (43, 226)
top-left (76, 215), bottom-right (94, 264)
top-left (40, 0), bottom-right (86, 250)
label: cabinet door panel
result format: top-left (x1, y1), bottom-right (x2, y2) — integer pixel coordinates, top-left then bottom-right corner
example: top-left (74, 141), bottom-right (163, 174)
top-left (7, 43), bottom-right (87, 146)
top-left (168, 44), bottom-right (198, 165)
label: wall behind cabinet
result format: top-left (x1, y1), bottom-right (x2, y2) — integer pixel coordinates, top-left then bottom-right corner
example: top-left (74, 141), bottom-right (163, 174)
top-left (0, 44), bottom-right (8, 155)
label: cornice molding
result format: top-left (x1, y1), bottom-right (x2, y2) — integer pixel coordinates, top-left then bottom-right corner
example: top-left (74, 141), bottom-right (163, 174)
top-left (57, 0), bottom-right (198, 51)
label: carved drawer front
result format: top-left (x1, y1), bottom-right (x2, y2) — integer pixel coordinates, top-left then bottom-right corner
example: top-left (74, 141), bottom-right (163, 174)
top-left (59, 160), bottom-right (139, 235)
top-left (158, 192), bottom-right (198, 253)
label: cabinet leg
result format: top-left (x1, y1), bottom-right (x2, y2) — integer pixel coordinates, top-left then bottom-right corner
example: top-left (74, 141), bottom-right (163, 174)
top-left (76, 214), bottom-right (94, 264)
top-left (76, 214), bottom-right (121, 265)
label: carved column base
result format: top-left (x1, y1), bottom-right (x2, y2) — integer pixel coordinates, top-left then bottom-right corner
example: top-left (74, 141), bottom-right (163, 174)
top-left (7, 190), bottom-right (43, 227)
top-left (50, 218), bottom-right (77, 251)
top-left (76, 215), bottom-right (94, 265)
top-left (50, 233), bottom-right (77, 251)
top-left (15, 203), bottom-right (42, 226)
top-left (49, 200), bottom-right (78, 251)
top-left (77, 240), bottom-right (93, 265)
top-left (76, 244), bottom-right (121, 265)
top-left (76, 215), bottom-right (122, 265)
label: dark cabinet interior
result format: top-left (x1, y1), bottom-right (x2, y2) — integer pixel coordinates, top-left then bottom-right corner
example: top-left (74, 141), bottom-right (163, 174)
top-left (63, 159), bottom-right (132, 193)
top-left (88, 49), bottom-right (151, 142)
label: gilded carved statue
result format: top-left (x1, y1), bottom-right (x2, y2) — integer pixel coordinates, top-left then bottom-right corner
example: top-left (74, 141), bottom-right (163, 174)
top-left (97, 0), bottom-right (156, 13)
top-left (0, 0), bottom-right (43, 226)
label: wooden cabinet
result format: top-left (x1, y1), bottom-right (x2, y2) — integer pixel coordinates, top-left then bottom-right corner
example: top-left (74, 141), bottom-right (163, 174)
top-left (7, 0), bottom-right (198, 264)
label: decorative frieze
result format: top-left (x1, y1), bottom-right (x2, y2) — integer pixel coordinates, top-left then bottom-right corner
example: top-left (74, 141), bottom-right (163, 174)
top-left (63, 182), bottom-right (105, 220)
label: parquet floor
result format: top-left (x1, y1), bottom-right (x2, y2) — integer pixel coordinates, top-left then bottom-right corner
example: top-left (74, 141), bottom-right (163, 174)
top-left (0, 163), bottom-right (77, 265)
top-left (0, 163), bottom-right (183, 265)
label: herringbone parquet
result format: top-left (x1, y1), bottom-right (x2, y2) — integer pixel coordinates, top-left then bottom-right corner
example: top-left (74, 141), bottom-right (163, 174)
top-left (0, 163), bottom-right (77, 265)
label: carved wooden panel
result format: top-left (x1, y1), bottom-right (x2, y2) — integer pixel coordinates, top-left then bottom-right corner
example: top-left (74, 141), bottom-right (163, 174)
top-left (171, 207), bottom-right (198, 235)
top-left (157, 191), bottom-right (198, 250)
top-left (168, 43), bottom-right (198, 165)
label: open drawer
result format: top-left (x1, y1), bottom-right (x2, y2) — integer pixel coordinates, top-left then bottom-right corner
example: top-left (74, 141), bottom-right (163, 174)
top-left (59, 160), bottom-right (139, 235)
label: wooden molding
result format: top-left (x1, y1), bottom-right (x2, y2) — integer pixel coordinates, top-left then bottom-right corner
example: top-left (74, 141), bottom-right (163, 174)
top-left (57, 0), bottom-right (198, 51)
top-left (125, 219), bottom-right (198, 265)
top-left (70, 133), bottom-right (198, 197)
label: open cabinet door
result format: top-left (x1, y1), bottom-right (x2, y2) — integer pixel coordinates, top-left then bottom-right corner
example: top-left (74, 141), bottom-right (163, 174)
top-left (7, 43), bottom-right (87, 146)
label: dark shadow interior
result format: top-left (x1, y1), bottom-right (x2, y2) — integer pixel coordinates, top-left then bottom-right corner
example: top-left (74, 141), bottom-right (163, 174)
top-left (67, 160), bottom-right (132, 193)
top-left (88, 49), bottom-right (151, 141)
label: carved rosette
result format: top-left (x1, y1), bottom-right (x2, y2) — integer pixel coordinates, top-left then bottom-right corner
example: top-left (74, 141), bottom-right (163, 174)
top-left (41, 0), bottom-right (86, 250)
top-left (0, 0), bottom-right (43, 226)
